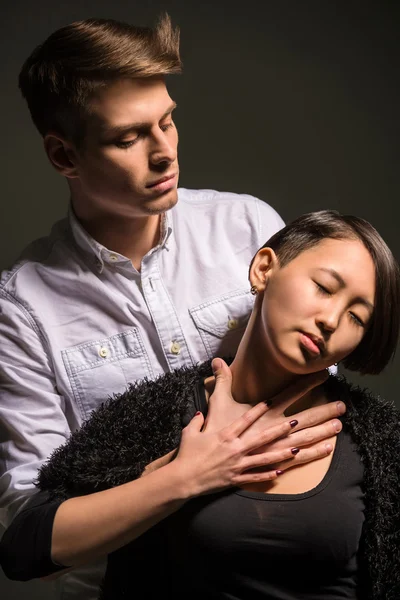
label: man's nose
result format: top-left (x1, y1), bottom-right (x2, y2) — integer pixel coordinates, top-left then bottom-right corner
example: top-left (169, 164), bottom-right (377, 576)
top-left (149, 131), bottom-right (177, 168)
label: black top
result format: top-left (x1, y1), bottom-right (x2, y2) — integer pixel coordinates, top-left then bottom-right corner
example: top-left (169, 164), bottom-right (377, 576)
top-left (0, 376), bottom-right (209, 581)
top-left (1, 364), bottom-right (399, 600)
top-left (164, 389), bottom-right (365, 600)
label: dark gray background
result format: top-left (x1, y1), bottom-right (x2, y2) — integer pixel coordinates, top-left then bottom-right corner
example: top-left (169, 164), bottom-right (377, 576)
top-left (0, 1), bottom-right (399, 597)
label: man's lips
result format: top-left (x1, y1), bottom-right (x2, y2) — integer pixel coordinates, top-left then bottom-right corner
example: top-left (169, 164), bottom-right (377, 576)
top-left (146, 173), bottom-right (176, 189)
top-left (299, 332), bottom-right (326, 355)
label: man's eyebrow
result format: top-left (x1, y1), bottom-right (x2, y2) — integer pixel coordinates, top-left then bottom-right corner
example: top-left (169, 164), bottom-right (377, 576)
top-left (101, 102), bottom-right (177, 137)
top-left (317, 267), bottom-right (374, 311)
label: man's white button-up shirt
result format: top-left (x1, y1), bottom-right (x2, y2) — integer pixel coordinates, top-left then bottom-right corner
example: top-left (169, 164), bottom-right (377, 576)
top-left (0, 188), bottom-right (284, 598)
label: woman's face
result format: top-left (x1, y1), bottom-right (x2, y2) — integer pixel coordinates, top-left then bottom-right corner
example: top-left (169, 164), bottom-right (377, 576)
top-left (256, 238), bottom-right (376, 374)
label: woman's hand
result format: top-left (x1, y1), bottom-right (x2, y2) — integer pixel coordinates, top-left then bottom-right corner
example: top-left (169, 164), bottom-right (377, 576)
top-left (169, 358), bottom-right (345, 497)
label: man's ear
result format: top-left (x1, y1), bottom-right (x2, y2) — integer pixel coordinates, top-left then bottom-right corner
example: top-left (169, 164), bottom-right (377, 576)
top-left (44, 132), bottom-right (80, 178)
top-left (249, 247), bottom-right (279, 292)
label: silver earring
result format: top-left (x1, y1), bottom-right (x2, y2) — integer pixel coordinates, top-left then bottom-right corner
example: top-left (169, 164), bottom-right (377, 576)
top-left (250, 285), bottom-right (258, 295)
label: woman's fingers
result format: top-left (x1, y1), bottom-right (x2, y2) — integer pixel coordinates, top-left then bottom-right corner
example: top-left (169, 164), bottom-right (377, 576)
top-left (235, 440), bottom-right (334, 485)
top-left (230, 400), bottom-right (344, 455)
top-left (220, 401), bottom-right (270, 439)
top-left (289, 401), bottom-right (346, 431)
top-left (272, 441), bottom-right (334, 473)
top-left (276, 418), bottom-right (342, 449)
top-left (240, 445), bottom-right (299, 472)
top-left (209, 358), bottom-right (233, 401)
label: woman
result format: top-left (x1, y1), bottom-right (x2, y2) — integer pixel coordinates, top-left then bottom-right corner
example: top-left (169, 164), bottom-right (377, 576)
top-left (2, 210), bottom-right (400, 599)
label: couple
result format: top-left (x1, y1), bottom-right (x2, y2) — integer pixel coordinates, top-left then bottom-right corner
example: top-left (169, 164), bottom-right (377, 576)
top-left (0, 12), bottom-right (399, 600)
top-left (2, 209), bottom-right (400, 600)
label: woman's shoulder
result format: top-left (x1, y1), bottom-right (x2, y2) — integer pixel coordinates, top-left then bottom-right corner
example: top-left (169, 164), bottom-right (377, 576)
top-left (325, 373), bottom-right (399, 417)
top-left (324, 374), bottom-right (400, 449)
top-left (36, 360), bottom-right (215, 500)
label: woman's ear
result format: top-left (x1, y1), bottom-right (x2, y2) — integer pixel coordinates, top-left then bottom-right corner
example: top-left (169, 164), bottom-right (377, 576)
top-left (44, 132), bottom-right (80, 178)
top-left (249, 247), bottom-right (279, 293)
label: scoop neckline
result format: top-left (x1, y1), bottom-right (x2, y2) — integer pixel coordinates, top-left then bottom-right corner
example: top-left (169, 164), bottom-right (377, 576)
top-left (196, 375), bottom-right (343, 502)
top-left (234, 428), bottom-right (343, 502)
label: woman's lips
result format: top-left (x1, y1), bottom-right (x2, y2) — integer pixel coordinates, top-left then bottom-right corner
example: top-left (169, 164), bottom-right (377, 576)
top-left (299, 332), bottom-right (322, 355)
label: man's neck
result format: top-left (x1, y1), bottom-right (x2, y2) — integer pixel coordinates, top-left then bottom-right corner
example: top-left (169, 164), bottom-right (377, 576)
top-left (75, 210), bottom-right (162, 271)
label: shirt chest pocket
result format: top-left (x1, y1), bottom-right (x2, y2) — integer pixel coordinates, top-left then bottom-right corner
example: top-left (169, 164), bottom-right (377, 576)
top-left (190, 289), bottom-right (254, 359)
top-left (62, 329), bottom-right (152, 419)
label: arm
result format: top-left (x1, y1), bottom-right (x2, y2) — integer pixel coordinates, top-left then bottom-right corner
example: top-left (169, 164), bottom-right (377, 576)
top-left (0, 359), bottom-right (345, 581)
top-left (0, 291), bottom-right (71, 525)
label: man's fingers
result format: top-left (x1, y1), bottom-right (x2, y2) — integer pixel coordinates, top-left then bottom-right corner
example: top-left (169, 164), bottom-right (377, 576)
top-left (290, 401), bottom-right (346, 432)
top-left (269, 370), bottom-right (329, 413)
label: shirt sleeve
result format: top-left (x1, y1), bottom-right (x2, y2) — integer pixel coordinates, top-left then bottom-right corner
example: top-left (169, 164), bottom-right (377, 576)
top-left (0, 290), bottom-right (71, 526)
top-left (0, 490), bottom-right (67, 580)
top-left (254, 195), bottom-right (285, 245)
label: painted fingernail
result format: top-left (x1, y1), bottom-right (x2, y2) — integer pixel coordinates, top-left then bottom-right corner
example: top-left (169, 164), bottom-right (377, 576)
top-left (291, 447), bottom-right (300, 455)
top-left (336, 401), bottom-right (346, 415)
top-left (195, 411), bottom-right (201, 416)
top-left (265, 400), bottom-right (273, 407)
top-left (276, 470), bottom-right (284, 475)
top-left (289, 419), bottom-right (298, 428)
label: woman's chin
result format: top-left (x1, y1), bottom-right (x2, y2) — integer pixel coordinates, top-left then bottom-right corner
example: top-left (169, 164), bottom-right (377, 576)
top-left (277, 349), bottom-right (329, 375)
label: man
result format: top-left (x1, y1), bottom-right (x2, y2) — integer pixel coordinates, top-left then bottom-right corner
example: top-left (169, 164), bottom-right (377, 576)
top-left (0, 14), bottom-right (343, 599)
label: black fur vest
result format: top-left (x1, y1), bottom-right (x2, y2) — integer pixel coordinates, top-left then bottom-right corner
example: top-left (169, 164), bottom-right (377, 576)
top-left (37, 362), bottom-right (400, 600)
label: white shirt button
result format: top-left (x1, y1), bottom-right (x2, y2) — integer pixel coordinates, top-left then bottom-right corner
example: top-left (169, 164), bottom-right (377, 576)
top-left (109, 254), bottom-right (118, 262)
top-left (170, 341), bottom-right (181, 355)
top-left (99, 347), bottom-right (109, 358)
top-left (227, 318), bottom-right (239, 330)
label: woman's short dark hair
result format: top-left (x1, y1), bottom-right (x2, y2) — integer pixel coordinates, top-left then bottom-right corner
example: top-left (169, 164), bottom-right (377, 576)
top-left (253, 210), bottom-right (400, 375)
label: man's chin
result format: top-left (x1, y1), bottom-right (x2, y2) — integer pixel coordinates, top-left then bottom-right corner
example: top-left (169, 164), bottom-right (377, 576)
top-left (144, 189), bottom-right (178, 215)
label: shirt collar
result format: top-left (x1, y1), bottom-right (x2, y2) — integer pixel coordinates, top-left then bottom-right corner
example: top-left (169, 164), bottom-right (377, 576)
top-left (68, 205), bottom-right (173, 273)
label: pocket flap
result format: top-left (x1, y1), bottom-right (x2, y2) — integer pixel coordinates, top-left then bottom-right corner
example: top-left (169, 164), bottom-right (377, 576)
top-left (62, 329), bottom-right (144, 374)
top-left (190, 289), bottom-right (253, 338)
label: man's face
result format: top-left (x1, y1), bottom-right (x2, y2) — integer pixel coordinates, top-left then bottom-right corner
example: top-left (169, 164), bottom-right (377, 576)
top-left (70, 77), bottom-right (179, 219)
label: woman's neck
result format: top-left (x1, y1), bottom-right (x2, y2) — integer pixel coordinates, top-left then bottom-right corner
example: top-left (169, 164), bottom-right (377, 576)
top-left (227, 311), bottom-right (304, 409)
top-left (229, 348), bottom-right (298, 407)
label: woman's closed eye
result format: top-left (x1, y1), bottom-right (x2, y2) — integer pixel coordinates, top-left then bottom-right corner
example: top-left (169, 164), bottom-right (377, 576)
top-left (315, 281), bottom-right (333, 296)
top-left (349, 312), bottom-right (365, 327)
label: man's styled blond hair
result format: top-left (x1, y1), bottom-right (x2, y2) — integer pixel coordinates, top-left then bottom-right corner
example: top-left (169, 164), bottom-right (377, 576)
top-left (19, 13), bottom-right (182, 144)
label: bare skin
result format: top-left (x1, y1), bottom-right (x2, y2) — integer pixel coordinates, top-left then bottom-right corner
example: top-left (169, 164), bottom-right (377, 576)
top-left (43, 78), bottom-right (347, 573)
top-left (51, 359), bottom-right (344, 568)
